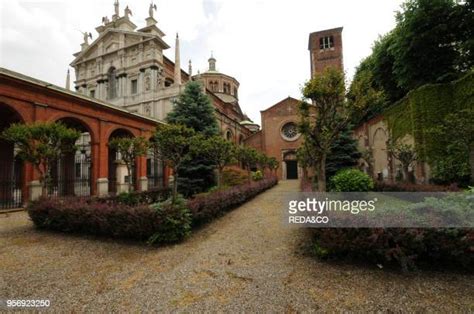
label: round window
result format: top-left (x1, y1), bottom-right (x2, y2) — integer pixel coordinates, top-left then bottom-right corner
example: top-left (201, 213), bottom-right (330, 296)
top-left (281, 122), bottom-right (299, 141)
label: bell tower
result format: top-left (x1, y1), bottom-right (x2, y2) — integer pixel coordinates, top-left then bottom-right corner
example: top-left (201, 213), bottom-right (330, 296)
top-left (308, 27), bottom-right (344, 77)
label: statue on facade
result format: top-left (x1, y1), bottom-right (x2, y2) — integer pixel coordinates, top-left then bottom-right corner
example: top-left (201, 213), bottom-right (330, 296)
top-left (124, 5), bottom-right (132, 18)
top-left (149, 2), bottom-right (157, 18)
top-left (102, 16), bottom-right (110, 24)
top-left (82, 31), bottom-right (92, 44)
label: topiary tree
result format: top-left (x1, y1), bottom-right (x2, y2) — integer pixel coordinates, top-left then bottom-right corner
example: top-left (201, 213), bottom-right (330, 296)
top-left (152, 124), bottom-right (195, 203)
top-left (108, 136), bottom-right (148, 191)
top-left (194, 135), bottom-right (236, 188)
top-left (166, 81), bottom-right (220, 196)
top-left (1, 122), bottom-right (80, 196)
top-left (300, 67), bottom-right (370, 192)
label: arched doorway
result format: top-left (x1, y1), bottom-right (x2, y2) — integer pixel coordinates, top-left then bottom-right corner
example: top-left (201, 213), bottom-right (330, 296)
top-left (108, 129), bottom-right (134, 194)
top-left (51, 117), bottom-right (93, 197)
top-left (283, 151), bottom-right (298, 180)
top-left (0, 105), bottom-right (24, 209)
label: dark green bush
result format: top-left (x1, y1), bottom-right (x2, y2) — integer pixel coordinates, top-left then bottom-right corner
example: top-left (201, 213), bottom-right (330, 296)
top-left (330, 168), bottom-right (374, 192)
top-left (148, 195), bottom-right (192, 244)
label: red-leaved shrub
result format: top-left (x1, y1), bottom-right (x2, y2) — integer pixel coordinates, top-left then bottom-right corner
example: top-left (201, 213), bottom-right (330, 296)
top-left (312, 228), bottom-right (474, 271)
top-left (27, 196), bottom-right (191, 243)
top-left (188, 176), bottom-right (278, 225)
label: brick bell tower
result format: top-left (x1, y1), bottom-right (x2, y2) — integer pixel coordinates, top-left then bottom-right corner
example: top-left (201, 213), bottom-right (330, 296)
top-left (308, 27), bottom-right (344, 77)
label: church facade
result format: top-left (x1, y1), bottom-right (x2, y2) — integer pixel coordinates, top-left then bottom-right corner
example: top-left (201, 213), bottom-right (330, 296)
top-left (70, 1), bottom-right (256, 145)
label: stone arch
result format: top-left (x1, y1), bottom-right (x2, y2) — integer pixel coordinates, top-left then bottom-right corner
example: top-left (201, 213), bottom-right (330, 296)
top-left (107, 128), bottom-right (136, 194)
top-left (49, 116), bottom-right (96, 197)
top-left (0, 104), bottom-right (25, 209)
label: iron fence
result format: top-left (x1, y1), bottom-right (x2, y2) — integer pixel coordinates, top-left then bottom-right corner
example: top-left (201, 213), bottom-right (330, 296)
top-left (0, 160), bottom-right (23, 210)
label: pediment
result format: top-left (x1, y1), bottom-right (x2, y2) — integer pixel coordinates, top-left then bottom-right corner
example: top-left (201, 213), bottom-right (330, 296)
top-left (70, 29), bottom-right (169, 66)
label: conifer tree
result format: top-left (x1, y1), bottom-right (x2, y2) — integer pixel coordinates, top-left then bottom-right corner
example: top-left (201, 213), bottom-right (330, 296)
top-left (166, 81), bottom-right (220, 196)
top-left (325, 125), bottom-right (361, 180)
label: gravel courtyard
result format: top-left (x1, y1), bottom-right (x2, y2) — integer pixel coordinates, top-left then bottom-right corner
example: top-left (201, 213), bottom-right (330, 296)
top-left (1, 180), bottom-right (473, 312)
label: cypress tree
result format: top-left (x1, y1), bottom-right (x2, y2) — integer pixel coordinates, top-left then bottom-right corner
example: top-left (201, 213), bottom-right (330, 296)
top-left (166, 81), bottom-right (219, 196)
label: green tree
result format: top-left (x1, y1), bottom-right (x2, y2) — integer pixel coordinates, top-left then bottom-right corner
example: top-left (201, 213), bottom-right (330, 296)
top-left (391, 0), bottom-right (468, 90)
top-left (237, 146), bottom-right (259, 182)
top-left (1, 122), bottom-right (80, 196)
top-left (300, 67), bottom-right (369, 192)
top-left (325, 125), bottom-right (361, 180)
top-left (194, 135), bottom-right (236, 188)
top-left (267, 157), bottom-right (279, 176)
top-left (166, 81), bottom-right (220, 196)
top-left (108, 136), bottom-right (148, 191)
top-left (152, 124), bottom-right (195, 202)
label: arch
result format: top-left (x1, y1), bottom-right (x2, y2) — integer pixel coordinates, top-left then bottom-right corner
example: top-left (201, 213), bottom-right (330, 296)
top-left (107, 128), bottom-right (136, 195)
top-left (225, 129), bottom-right (233, 141)
top-left (0, 105), bottom-right (25, 209)
top-left (51, 116), bottom-right (95, 197)
top-left (51, 115), bottom-right (97, 143)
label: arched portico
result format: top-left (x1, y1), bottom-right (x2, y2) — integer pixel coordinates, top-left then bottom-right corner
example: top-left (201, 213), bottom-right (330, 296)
top-left (0, 105), bottom-right (25, 209)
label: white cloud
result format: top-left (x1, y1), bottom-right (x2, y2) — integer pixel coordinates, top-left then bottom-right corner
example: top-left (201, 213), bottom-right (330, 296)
top-left (1, 0), bottom-right (404, 124)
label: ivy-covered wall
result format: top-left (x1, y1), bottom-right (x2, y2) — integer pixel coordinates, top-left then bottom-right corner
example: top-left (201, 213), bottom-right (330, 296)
top-left (385, 72), bottom-right (474, 164)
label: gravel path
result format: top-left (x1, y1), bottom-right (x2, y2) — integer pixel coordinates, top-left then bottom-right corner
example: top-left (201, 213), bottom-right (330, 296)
top-left (1, 180), bottom-right (473, 312)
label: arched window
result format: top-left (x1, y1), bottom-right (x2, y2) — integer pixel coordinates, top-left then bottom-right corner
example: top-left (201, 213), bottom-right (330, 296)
top-left (226, 129), bottom-right (233, 141)
top-left (107, 67), bottom-right (117, 99)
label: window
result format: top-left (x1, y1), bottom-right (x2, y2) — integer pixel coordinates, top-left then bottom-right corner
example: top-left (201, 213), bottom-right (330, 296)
top-left (281, 122), bottom-right (299, 141)
top-left (319, 36), bottom-right (334, 50)
top-left (107, 67), bottom-right (117, 99)
top-left (226, 130), bottom-right (233, 141)
top-left (131, 79), bottom-right (138, 94)
top-left (90, 90), bottom-right (95, 98)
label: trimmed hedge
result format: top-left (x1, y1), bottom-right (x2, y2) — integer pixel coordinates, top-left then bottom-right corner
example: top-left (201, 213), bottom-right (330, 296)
top-left (27, 178), bottom-right (277, 243)
top-left (27, 196), bottom-right (191, 244)
top-left (188, 176), bottom-right (278, 225)
top-left (99, 187), bottom-right (171, 206)
top-left (312, 228), bottom-right (473, 271)
top-left (375, 181), bottom-right (460, 192)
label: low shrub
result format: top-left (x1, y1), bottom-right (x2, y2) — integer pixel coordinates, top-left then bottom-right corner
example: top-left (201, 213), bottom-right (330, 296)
top-left (221, 167), bottom-right (248, 187)
top-left (312, 190), bottom-right (474, 270)
top-left (188, 176), bottom-right (278, 225)
top-left (312, 228), bottom-right (473, 271)
top-left (28, 195), bottom-right (190, 244)
top-left (330, 168), bottom-right (374, 192)
top-left (375, 181), bottom-right (460, 192)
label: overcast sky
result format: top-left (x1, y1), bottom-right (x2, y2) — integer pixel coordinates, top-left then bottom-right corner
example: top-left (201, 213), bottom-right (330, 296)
top-left (0, 0), bottom-right (404, 124)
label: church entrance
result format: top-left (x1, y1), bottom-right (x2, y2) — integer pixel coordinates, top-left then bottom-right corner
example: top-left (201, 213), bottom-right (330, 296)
top-left (286, 160), bottom-right (298, 180)
top-left (283, 151), bottom-right (299, 180)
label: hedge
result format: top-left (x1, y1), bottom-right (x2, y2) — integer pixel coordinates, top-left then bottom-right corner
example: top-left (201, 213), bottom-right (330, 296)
top-left (374, 181), bottom-right (461, 192)
top-left (27, 196), bottom-right (191, 244)
top-left (312, 228), bottom-right (473, 271)
top-left (27, 178), bottom-right (278, 242)
top-left (188, 176), bottom-right (278, 225)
